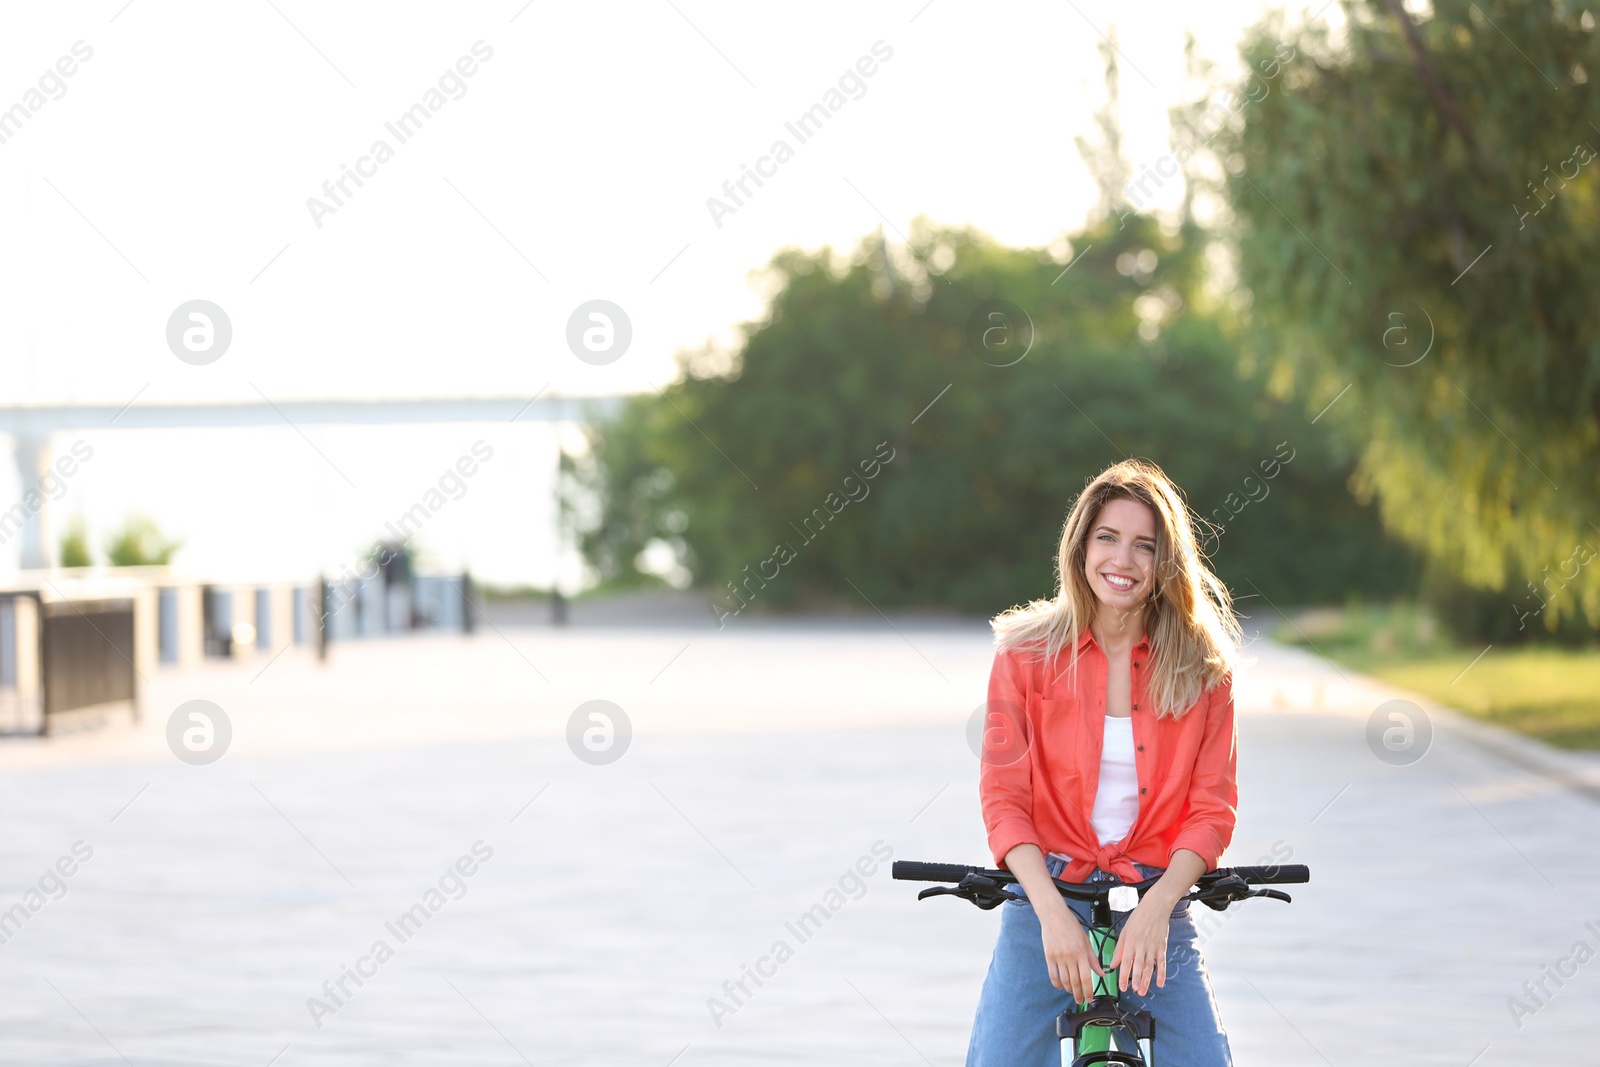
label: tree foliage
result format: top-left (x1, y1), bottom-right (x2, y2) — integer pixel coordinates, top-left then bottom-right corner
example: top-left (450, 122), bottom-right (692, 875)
top-left (105, 515), bottom-right (181, 567)
top-left (1212, 0), bottom-right (1600, 632)
top-left (568, 215), bottom-right (1416, 620)
top-left (58, 517), bottom-right (92, 568)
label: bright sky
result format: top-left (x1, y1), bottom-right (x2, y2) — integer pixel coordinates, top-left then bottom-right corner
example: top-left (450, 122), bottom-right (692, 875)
top-left (0, 0), bottom-right (1331, 587)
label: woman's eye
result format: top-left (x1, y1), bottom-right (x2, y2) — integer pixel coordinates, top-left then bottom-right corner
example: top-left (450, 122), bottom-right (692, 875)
top-left (1097, 534), bottom-right (1114, 542)
top-left (1136, 543), bottom-right (1154, 552)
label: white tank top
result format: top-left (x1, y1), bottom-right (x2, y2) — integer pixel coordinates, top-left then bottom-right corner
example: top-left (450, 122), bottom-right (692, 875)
top-left (1091, 716), bottom-right (1139, 845)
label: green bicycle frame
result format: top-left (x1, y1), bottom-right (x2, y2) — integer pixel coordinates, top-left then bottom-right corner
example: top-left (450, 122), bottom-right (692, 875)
top-left (1069, 921), bottom-right (1124, 1059)
top-left (1061, 909), bottom-right (1155, 1065)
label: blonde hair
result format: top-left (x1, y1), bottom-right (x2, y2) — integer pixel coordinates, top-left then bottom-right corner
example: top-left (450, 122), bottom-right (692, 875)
top-left (990, 458), bottom-right (1242, 719)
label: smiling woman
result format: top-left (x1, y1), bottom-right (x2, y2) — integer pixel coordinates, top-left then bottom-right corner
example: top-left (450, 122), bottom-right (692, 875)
top-left (968, 457), bottom-right (1245, 1066)
top-left (991, 458), bottom-right (1241, 722)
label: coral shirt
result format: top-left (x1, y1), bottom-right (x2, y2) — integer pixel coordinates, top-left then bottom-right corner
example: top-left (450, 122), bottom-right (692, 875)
top-left (978, 628), bottom-right (1238, 884)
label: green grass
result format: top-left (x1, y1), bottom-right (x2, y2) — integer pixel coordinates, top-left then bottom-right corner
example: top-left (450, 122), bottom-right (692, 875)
top-left (1271, 603), bottom-right (1600, 750)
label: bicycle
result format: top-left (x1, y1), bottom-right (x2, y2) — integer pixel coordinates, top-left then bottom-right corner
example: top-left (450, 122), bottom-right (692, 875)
top-left (892, 859), bottom-right (1311, 1066)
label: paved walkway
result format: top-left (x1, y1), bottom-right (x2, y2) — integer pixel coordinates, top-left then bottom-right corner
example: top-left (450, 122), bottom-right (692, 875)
top-left (0, 612), bottom-right (1595, 1064)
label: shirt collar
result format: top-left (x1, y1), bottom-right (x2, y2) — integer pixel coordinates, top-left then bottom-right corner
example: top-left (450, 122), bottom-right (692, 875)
top-left (1075, 626), bottom-right (1150, 654)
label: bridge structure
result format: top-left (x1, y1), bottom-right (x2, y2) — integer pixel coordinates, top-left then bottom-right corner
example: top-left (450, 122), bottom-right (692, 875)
top-left (0, 394), bottom-right (630, 734)
top-left (0, 394), bottom-right (628, 570)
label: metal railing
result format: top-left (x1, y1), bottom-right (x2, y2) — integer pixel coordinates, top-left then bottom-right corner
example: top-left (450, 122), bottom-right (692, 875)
top-left (0, 568), bottom-right (478, 736)
top-left (42, 597), bottom-right (138, 728)
top-left (0, 587), bottom-right (140, 736)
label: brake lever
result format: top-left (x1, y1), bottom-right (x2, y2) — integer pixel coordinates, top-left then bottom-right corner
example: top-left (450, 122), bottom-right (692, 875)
top-left (1193, 876), bottom-right (1294, 911)
top-left (915, 874), bottom-right (1023, 910)
top-left (1194, 874), bottom-right (1247, 911)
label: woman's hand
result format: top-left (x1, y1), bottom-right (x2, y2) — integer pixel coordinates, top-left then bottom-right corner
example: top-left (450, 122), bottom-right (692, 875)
top-left (1036, 899), bottom-right (1105, 1005)
top-left (1108, 895), bottom-right (1172, 996)
top-left (1001, 843), bottom-right (1116, 1004)
top-left (1110, 850), bottom-right (1206, 995)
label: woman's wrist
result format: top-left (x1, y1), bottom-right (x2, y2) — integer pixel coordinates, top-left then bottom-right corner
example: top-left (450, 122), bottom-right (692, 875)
top-left (1141, 881), bottom-right (1184, 911)
top-left (1144, 849), bottom-right (1208, 911)
top-left (1033, 894), bottom-right (1074, 925)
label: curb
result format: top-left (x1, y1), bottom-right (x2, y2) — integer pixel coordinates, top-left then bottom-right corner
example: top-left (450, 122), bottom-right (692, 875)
top-left (1403, 691), bottom-right (1600, 806)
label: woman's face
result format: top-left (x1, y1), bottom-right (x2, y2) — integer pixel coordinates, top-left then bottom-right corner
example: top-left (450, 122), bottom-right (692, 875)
top-left (1082, 497), bottom-right (1158, 611)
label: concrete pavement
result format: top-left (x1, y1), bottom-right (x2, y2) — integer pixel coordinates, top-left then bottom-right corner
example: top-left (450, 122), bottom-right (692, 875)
top-left (0, 609), bottom-right (1594, 1064)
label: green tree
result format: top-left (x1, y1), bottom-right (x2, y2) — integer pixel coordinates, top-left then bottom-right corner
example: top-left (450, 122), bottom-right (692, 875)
top-left (104, 515), bottom-right (181, 567)
top-left (58, 517), bottom-right (92, 568)
top-left (1211, 0), bottom-right (1600, 634)
top-left (570, 215), bottom-right (1416, 618)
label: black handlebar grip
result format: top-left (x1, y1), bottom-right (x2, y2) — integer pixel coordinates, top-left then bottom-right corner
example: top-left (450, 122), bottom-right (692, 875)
top-left (892, 861), bottom-right (978, 882)
top-left (1226, 864), bottom-right (1310, 885)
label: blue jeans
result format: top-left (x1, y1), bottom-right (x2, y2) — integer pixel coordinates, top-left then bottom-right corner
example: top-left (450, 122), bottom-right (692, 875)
top-left (966, 861), bottom-right (1233, 1067)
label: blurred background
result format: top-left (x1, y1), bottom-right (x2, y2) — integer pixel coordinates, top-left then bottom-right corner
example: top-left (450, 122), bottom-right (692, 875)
top-left (0, 1), bottom-right (1596, 1064)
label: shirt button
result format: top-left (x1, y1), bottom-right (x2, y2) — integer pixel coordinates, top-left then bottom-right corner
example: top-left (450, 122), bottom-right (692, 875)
top-left (1133, 662), bottom-right (1140, 669)
top-left (1133, 704), bottom-right (1139, 710)
top-left (1140, 787), bottom-right (1148, 794)
top-left (1137, 745), bottom-right (1144, 751)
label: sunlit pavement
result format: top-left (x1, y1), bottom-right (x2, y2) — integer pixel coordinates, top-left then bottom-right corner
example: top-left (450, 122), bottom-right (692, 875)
top-left (0, 608), bottom-right (1594, 1065)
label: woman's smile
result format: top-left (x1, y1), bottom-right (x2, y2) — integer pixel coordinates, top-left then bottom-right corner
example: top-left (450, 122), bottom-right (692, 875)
top-left (1084, 497), bottom-right (1157, 609)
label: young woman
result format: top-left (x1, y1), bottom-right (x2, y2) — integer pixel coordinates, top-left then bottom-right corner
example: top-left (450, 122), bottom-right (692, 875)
top-left (967, 458), bottom-right (1244, 1067)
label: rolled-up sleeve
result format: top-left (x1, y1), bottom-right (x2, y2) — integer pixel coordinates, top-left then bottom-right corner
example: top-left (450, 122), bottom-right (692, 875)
top-left (979, 648), bottom-right (1038, 870)
top-left (1168, 673), bottom-right (1238, 871)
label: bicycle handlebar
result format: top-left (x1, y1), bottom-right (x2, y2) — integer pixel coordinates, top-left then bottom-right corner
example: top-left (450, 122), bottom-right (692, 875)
top-left (892, 861), bottom-right (1309, 887)
top-left (891, 860), bottom-right (1310, 911)
top-left (1214, 864), bottom-right (1310, 885)
top-left (892, 861), bottom-right (978, 883)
